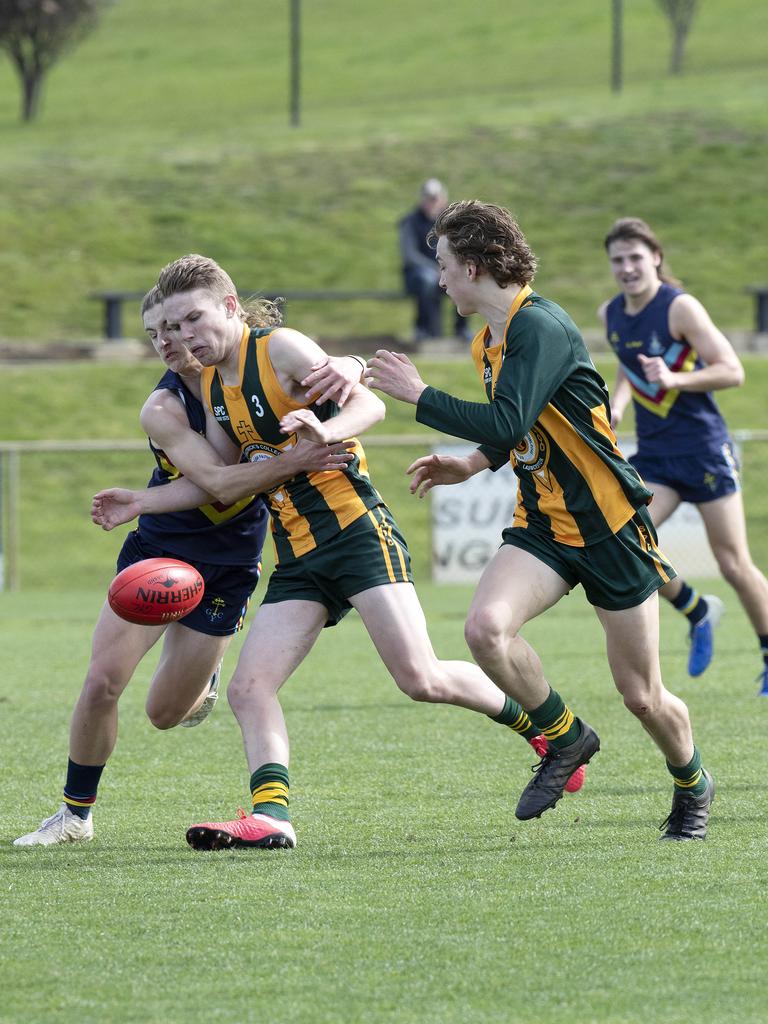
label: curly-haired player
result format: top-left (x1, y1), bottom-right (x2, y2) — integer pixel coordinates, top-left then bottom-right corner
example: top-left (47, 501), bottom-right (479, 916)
top-left (366, 200), bottom-right (714, 841)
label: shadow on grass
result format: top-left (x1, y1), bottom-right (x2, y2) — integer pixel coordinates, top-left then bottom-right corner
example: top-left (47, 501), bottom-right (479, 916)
top-left (0, 829), bottom-right (619, 866)
top-left (4, 793), bottom-right (742, 865)
top-left (0, 844), bottom-right (210, 868)
top-left (290, 701), bottom-right (409, 714)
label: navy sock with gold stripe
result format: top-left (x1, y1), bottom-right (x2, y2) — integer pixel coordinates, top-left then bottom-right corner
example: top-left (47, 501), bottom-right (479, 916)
top-left (64, 758), bottom-right (105, 820)
top-left (491, 695), bottom-right (540, 742)
top-left (526, 687), bottom-right (581, 750)
top-left (250, 763), bottom-right (291, 821)
top-left (671, 584), bottom-right (708, 626)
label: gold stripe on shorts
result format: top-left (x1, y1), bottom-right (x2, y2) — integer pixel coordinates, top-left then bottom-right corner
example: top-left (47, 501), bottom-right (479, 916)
top-left (367, 509), bottom-right (397, 583)
top-left (635, 518), bottom-right (671, 584)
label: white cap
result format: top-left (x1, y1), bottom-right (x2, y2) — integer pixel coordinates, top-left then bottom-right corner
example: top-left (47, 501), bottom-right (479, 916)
top-left (421, 178), bottom-right (446, 198)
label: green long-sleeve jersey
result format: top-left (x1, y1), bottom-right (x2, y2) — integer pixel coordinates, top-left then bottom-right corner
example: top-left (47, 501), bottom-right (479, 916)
top-left (416, 287), bottom-right (651, 547)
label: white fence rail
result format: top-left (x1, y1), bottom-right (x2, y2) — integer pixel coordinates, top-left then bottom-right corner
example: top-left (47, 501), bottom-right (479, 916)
top-left (2, 432), bottom-right (767, 591)
top-left (0, 435), bottom-right (432, 591)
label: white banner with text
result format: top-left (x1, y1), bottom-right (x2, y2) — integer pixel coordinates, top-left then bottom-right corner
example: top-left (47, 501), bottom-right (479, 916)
top-left (431, 442), bottom-right (725, 583)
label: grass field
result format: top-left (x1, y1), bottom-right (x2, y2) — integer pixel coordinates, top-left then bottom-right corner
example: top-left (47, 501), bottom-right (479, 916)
top-left (0, 1), bottom-right (766, 341)
top-left (2, 3), bottom-right (768, 1020)
top-left (1, 579), bottom-right (765, 1024)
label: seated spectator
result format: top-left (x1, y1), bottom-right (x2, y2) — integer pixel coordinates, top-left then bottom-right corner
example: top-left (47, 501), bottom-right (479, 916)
top-left (398, 179), bottom-right (472, 344)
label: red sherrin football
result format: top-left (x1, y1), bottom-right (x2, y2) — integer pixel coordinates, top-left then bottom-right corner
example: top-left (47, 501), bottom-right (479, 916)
top-left (108, 558), bottom-right (205, 626)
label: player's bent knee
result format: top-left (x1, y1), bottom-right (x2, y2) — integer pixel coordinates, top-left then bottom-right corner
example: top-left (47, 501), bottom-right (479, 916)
top-left (227, 674), bottom-right (272, 714)
top-left (145, 703), bottom-right (183, 731)
top-left (397, 673), bottom-right (444, 703)
top-left (623, 693), bottom-right (661, 719)
top-left (716, 554), bottom-right (745, 586)
top-left (227, 677), bottom-right (248, 714)
top-left (81, 670), bottom-right (128, 708)
top-left (464, 608), bottom-right (512, 660)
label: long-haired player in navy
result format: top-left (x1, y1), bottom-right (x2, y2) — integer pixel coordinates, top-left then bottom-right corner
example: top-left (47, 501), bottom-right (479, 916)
top-left (600, 217), bottom-right (768, 691)
top-left (14, 287), bottom-right (355, 847)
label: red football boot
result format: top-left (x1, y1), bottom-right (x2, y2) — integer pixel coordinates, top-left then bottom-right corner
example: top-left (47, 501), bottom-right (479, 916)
top-left (529, 734), bottom-right (586, 794)
top-left (186, 808), bottom-right (296, 850)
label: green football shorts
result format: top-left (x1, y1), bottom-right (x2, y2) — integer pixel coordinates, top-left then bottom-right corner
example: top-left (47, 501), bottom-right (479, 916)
top-left (262, 504), bottom-right (413, 626)
top-left (501, 505), bottom-right (676, 611)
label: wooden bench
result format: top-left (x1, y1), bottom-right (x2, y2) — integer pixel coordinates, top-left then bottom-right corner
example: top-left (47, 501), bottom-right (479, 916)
top-left (90, 288), bottom-right (407, 341)
top-left (745, 285), bottom-right (768, 334)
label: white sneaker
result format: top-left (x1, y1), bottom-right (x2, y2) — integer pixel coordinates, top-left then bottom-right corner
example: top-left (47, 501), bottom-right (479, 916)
top-left (13, 803), bottom-right (94, 847)
top-left (180, 663), bottom-right (221, 728)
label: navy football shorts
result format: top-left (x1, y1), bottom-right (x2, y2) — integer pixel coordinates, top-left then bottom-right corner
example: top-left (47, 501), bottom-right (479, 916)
top-left (630, 440), bottom-right (740, 505)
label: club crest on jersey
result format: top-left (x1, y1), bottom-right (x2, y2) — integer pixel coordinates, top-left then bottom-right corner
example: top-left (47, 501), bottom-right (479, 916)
top-left (513, 426), bottom-right (553, 492)
top-left (648, 332), bottom-right (664, 355)
top-left (242, 441), bottom-right (283, 463)
top-left (483, 365), bottom-right (493, 386)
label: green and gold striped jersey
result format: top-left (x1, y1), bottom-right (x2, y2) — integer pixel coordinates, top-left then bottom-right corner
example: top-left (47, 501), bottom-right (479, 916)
top-left (201, 325), bottom-right (383, 563)
top-left (416, 286), bottom-right (652, 547)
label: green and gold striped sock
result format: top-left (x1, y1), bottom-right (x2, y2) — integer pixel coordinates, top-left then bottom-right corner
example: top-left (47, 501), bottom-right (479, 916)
top-left (490, 695), bottom-right (540, 742)
top-left (527, 687), bottom-right (581, 750)
top-left (666, 747), bottom-right (708, 797)
top-left (250, 763), bottom-right (290, 821)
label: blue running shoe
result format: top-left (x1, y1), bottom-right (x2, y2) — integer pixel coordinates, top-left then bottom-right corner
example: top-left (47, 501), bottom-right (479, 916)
top-left (757, 664), bottom-right (768, 696)
top-left (688, 595), bottom-right (725, 677)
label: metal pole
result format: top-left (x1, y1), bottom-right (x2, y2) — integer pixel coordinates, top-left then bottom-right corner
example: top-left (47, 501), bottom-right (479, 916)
top-left (611, 0), bottom-right (623, 93)
top-left (0, 452), bottom-right (4, 591)
top-left (5, 450), bottom-right (20, 591)
top-left (290, 0), bottom-right (301, 126)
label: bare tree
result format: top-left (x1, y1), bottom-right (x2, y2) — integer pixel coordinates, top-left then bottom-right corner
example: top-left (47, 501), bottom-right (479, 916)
top-left (656, 0), bottom-right (699, 75)
top-left (0, 0), bottom-right (100, 121)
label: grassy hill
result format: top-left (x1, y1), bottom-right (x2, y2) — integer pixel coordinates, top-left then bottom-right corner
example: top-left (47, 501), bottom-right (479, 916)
top-left (0, 0), bottom-right (766, 342)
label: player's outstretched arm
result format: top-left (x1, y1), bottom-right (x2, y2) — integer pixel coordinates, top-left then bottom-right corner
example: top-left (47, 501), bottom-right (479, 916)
top-left (92, 435), bottom-right (354, 527)
top-left (367, 330), bottom-right (568, 450)
top-left (407, 449), bottom-right (491, 499)
top-left (141, 386), bottom-right (351, 504)
top-left (191, 437), bottom-right (354, 506)
top-left (364, 350), bottom-right (427, 405)
top-left (91, 479), bottom-right (208, 530)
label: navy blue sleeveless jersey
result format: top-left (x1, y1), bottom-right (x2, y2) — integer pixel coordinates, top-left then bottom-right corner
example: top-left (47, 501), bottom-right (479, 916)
top-left (138, 370), bottom-right (268, 567)
top-left (605, 283), bottom-right (729, 456)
